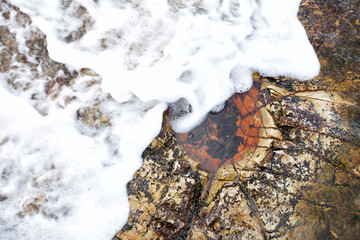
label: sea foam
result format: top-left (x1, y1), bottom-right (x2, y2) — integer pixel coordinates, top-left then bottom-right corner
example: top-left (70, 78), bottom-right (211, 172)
top-left (8, 0), bottom-right (319, 132)
top-left (1, 0), bottom-right (319, 239)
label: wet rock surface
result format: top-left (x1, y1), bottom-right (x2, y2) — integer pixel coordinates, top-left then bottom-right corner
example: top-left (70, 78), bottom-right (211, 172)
top-left (1, 0), bottom-right (359, 239)
top-left (0, 0), bottom-right (124, 221)
top-left (0, 0), bottom-right (79, 114)
top-left (115, 0), bottom-right (360, 239)
top-left (0, 0), bottom-right (117, 130)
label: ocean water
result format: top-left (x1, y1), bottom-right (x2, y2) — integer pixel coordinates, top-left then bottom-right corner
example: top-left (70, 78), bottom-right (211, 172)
top-left (0, 0), bottom-right (319, 239)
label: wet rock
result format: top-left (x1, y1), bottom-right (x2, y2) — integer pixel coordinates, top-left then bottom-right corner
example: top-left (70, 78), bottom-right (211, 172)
top-left (0, 1), bottom-right (122, 222)
top-left (116, 123), bottom-right (202, 239)
top-left (188, 184), bottom-right (264, 240)
top-left (0, 0), bottom-right (79, 114)
top-left (116, 0), bottom-right (360, 239)
top-left (0, 0), bottom-right (112, 128)
top-left (76, 107), bottom-right (111, 128)
top-left (1, 0), bottom-right (359, 239)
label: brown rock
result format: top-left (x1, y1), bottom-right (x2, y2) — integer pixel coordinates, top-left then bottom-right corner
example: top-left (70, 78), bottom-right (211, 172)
top-left (116, 0), bottom-right (360, 239)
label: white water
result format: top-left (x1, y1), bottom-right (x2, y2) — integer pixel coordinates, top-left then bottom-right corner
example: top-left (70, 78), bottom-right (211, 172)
top-left (0, 0), bottom-right (319, 239)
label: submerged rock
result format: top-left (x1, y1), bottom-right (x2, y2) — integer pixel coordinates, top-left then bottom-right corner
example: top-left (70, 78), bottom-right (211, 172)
top-left (115, 0), bottom-right (360, 239)
top-left (0, 0), bottom-right (115, 130)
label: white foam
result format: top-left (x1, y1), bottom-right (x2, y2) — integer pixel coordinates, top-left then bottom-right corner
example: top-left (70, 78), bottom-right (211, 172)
top-left (2, 0), bottom-right (319, 239)
top-left (8, 0), bottom-right (320, 133)
top-left (0, 83), bottom-right (165, 239)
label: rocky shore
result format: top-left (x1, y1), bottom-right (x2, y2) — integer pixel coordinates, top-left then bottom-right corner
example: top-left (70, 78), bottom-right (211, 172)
top-left (115, 0), bottom-right (360, 239)
top-left (1, 0), bottom-right (359, 239)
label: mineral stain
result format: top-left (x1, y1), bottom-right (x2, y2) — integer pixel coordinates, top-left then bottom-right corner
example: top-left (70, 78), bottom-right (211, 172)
top-left (176, 82), bottom-right (262, 173)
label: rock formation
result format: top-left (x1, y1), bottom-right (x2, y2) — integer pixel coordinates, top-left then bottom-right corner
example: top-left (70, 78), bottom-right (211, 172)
top-left (115, 0), bottom-right (360, 239)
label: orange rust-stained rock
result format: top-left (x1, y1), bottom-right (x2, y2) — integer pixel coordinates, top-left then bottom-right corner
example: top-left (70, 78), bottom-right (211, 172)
top-left (176, 82), bottom-right (262, 173)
